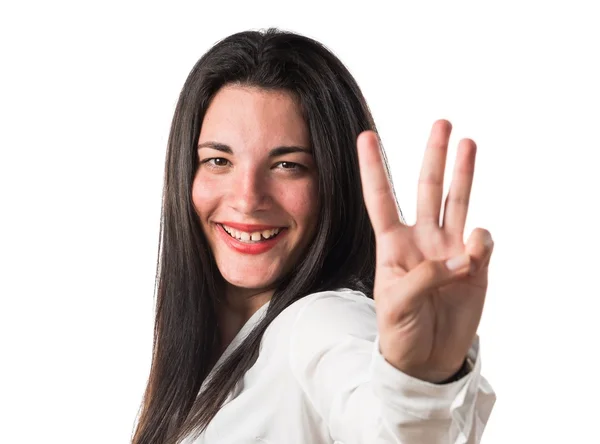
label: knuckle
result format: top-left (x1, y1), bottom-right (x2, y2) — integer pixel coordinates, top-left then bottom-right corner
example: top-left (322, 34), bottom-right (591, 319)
top-left (419, 173), bottom-right (443, 186)
top-left (469, 227), bottom-right (493, 247)
top-left (447, 194), bottom-right (470, 207)
top-left (473, 226), bottom-right (491, 236)
top-left (474, 227), bottom-right (494, 246)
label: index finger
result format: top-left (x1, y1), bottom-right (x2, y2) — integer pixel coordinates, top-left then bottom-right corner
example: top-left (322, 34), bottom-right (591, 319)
top-left (357, 130), bottom-right (403, 237)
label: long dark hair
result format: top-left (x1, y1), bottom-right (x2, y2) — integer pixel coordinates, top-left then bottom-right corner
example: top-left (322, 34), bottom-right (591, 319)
top-left (132, 28), bottom-right (403, 444)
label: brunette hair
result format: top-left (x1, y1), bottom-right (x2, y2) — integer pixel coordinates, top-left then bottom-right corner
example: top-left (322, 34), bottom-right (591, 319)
top-left (132, 27), bottom-right (403, 444)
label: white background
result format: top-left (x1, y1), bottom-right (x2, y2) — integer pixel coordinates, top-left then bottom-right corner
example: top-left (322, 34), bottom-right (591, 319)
top-left (1, 1), bottom-right (598, 442)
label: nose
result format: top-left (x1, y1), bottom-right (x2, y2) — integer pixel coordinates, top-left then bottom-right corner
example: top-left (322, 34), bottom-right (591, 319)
top-left (229, 165), bottom-right (271, 214)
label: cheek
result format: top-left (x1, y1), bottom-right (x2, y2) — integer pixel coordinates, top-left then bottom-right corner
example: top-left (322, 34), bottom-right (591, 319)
top-left (191, 174), bottom-right (220, 217)
top-left (279, 180), bottom-right (318, 226)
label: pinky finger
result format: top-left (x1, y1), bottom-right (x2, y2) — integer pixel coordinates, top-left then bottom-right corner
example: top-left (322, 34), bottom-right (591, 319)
top-left (465, 228), bottom-right (494, 275)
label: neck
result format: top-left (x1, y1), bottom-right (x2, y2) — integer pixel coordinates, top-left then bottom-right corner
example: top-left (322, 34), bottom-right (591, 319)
top-left (213, 285), bottom-right (273, 360)
top-left (223, 285), bottom-right (274, 317)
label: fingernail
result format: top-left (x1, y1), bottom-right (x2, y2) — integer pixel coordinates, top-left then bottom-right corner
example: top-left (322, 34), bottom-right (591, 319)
top-left (484, 235), bottom-right (494, 247)
top-left (446, 254), bottom-right (470, 271)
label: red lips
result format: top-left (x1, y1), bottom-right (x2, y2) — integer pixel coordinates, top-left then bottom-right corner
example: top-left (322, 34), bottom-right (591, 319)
top-left (215, 223), bottom-right (287, 255)
top-left (218, 221), bottom-right (285, 232)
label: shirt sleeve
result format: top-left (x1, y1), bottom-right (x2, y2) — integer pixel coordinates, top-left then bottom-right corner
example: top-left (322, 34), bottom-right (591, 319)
top-left (288, 291), bottom-right (496, 444)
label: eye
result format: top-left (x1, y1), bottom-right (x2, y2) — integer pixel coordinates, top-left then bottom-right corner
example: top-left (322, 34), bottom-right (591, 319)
top-left (275, 161), bottom-right (305, 171)
top-left (201, 158), bottom-right (230, 168)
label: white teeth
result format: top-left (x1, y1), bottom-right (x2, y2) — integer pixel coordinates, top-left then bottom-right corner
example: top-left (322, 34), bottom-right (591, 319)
top-left (220, 224), bottom-right (282, 243)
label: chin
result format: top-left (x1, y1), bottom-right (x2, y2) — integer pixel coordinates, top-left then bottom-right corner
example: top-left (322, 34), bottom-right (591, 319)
top-left (220, 271), bottom-right (278, 291)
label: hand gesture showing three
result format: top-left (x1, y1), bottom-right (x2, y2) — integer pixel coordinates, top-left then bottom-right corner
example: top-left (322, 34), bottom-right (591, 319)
top-left (357, 120), bottom-right (494, 382)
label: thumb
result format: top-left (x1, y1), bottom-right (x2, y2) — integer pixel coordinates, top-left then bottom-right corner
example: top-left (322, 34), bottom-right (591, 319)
top-left (399, 254), bottom-right (472, 301)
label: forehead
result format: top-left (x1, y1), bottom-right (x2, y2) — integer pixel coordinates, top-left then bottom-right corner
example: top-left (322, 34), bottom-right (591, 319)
top-left (199, 85), bottom-right (310, 149)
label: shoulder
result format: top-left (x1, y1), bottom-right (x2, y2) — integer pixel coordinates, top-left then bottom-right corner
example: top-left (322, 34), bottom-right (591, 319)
top-left (269, 287), bottom-right (375, 328)
top-left (285, 288), bottom-right (378, 347)
top-left (260, 288), bottom-right (377, 360)
top-left (284, 288), bottom-right (379, 385)
top-left (296, 287), bottom-right (375, 323)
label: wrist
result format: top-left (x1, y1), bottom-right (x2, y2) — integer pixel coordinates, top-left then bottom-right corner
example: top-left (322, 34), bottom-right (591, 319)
top-left (378, 339), bottom-right (473, 383)
top-left (435, 357), bottom-right (473, 384)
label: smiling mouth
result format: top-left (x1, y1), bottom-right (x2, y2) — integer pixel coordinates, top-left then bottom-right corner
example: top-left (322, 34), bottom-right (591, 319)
top-left (218, 223), bottom-right (285, 243)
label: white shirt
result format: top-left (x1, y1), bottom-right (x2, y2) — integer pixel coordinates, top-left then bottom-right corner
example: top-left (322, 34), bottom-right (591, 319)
top-left (183, 288), bottom-right (495, 443)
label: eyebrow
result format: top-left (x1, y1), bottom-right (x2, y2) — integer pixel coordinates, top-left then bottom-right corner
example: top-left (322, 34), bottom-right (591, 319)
top-left (197, 141), bottom-right (312, 157)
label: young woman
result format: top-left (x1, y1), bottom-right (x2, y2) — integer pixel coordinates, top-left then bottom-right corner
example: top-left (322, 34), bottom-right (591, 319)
top-left (132, 28), bottom-right (496, 444)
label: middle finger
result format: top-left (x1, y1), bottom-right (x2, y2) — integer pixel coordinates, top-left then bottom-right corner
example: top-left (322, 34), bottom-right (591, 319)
top-left (416, 120), bottom-right (452, 227)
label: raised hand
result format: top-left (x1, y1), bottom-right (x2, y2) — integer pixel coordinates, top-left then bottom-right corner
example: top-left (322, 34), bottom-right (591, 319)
top-left (357, 120), bottom-right (494, 383)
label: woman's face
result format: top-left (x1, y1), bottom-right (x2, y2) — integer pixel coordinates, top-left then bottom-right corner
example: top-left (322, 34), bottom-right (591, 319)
top-left (192, 85), bottom-right (319, 294)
